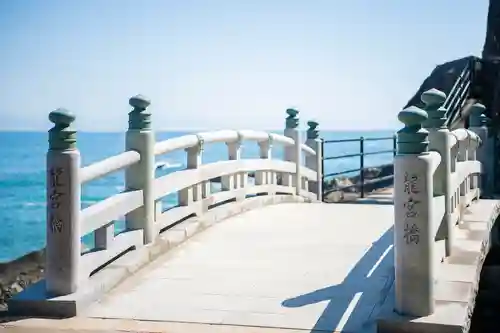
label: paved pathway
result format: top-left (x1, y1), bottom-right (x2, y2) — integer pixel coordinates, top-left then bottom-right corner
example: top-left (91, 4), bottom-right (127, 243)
top-left (84, 195), bottom-right (395, 332)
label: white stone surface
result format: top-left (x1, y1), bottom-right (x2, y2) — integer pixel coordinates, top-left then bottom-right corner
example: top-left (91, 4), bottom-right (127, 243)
top-left (393, 152), bottom-right (439, 316)
top-left (85, 202), bottom-right (395, 332)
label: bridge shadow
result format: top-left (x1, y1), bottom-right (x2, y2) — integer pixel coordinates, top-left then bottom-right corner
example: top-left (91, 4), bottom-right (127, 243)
top-left (282, 226), bottom-right (394, 332)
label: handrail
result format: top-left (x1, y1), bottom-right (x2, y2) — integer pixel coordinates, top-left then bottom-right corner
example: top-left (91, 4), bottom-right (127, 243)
top-left (153, 129), bottom-right (315, 157)
top-left (77, 129), bottom-right (317, 190)
top-left (41, 101), bottom-right (323, 299)
top-left (80, 151), bottom-right (141, 184)
top-left (321, 135), bottom-right (397, 199)
top-left (393, 88), bottom-right (485, 317)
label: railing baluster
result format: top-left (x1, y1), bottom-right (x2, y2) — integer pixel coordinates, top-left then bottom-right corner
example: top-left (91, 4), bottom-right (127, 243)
top-left (283, 108), bottom-right (300, 188)
top-left (125, 95), bottom-right (155, 244)
top-left (46, 109), bottom-right (81, 296)
top-left (222, 134), bottom-right (244, 201)
top-left (256, 135), bottom-right (273, 195)
top-left (393, 134), bottom-right (397, 157)
top-left (421, 88), bottom-right (454, 256)
top-left (470, 103), bottom-right (490, 197)
top-left (320, 139), bottom-right (325, 201)
top-left (179, 137), bottom-right (202, 213)
top-left (294, 128), bottom-right (302, 196)
top-left (305, 121), bottom-right (322, 200)
top-left (95, 222), bottom-right (114, 250)
top-left (360, 137), bottom-right (365, 198)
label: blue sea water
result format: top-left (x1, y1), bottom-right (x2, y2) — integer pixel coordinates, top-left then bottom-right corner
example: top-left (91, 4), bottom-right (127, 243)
top-left (0, 130), bottom-right (395, 262)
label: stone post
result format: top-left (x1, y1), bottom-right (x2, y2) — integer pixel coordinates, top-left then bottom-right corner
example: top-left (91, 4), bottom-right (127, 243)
top-left (305, 120), bottom-right (323, 200)
top-left (221, 133), bottom-right (246, 201)
top-left (125, 95), bottom-right (155, 244)
top-left (155, 198), bottom-right (163, 222)
top-left (46, 109), bottom-right (81, 296)
top-left (283, 109), bottom-right (300, 188)
top-left (294, 129), bottom-right (303, 196)
top-left (470, 103), bottom-right (493, 196)
top-left (421, 88), bottom-right (454, 256)
top-left (467, 131), bottom-right (480, 199)
top-left (255, 134), bottom-right (274, 194)
top-left (394, 106), bottom-right (435, 316)
top-left (457, 131), bottom-right (470, 201)
top-left (179, 136), bottom-right (203, 212)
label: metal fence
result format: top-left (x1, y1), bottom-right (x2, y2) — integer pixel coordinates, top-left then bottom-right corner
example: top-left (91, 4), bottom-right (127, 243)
top-left (321, 135), bottom-right (396, 201)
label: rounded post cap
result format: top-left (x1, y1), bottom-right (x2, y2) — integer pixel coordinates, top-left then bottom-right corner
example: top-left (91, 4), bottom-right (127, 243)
top-left (421, 88), bottom-right (446, 107)
top-left (129, 95), bottom-right (151, 109)
top-left (49, 108), bottom-right (75, 126)
top-left (470, 102), bottom-right (486, 113)
top-left (307, 120), bottom-right (319, 129)
top-left (286, 108), bottom-right (299, 118)
top-left (398, 106), bottom-right (428, 126)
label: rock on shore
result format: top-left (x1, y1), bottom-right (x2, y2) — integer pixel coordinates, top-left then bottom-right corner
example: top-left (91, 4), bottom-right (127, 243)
top-left (0, 248), bottom-right (45, 311)
top-left (323, 164), bottom-right (394, 202)
top-left (211, 164), bottom-right (394, 203)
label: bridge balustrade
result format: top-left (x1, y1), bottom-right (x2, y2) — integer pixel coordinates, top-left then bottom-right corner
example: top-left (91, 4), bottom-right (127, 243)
top-left (394, 88), bottom-right (489, 317)
top-left (44, 96), bottom-right (323, 297)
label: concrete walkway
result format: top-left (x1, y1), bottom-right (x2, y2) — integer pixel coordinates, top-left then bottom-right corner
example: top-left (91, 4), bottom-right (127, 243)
top-left (83, 198), bottom-right (395, 332)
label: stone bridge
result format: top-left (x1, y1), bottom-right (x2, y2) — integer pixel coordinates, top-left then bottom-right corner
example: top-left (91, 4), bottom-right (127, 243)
top-left (2, 88), bottom-right (499, 333)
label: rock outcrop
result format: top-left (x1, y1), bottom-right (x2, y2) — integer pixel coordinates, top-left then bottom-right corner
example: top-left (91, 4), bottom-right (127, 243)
top-left (323, 163), bottom-right (394, 202)
top-left (0, 248), bottom-right (45, 311)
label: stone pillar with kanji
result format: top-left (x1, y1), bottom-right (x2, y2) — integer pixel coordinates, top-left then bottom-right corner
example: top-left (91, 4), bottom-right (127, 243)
top-left (394, 105), bottom-right (436, 317)
top-left (46, 109), bottom-right (82, 296)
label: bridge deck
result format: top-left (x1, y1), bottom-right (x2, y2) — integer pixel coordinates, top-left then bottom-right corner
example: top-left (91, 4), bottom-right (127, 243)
top-left (84, 195), bottom-right (395, 332)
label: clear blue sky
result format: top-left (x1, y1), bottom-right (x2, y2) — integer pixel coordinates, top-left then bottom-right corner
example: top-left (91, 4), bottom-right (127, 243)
top-left (0, 0), bottom-right (489, 132)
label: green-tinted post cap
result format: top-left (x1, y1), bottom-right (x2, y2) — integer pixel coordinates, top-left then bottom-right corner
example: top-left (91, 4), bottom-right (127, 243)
top-left (398, 106), bottom-right (428, 126)
top-left (307, 120), bottom-right (319, 139)
top-left (285, 108), bottom-right (299, 129)
top-left (128, 94), bottom-right (152, 130)
top-left (469, 103), bottom-right (487, 127)
top-left (129, 95), bottom-right (151, 110)
top-left (421, 88), bottom-right (447, 129)
top-left (49, 109), bottom-right (76, 126)
top-left (307, 120), bottom-right (318, 129)
top-left (286, 108), bottom-right (299, 118)
top-left (48, 108), bottom-right (77, 150)
top-left (421, 88), bottom-right (446, 108)
top-left (397, 106), bottom-right (429, 155)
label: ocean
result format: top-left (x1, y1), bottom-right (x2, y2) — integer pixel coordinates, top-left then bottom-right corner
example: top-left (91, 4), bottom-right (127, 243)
top-left (0, 130), bottom-right (395, 262)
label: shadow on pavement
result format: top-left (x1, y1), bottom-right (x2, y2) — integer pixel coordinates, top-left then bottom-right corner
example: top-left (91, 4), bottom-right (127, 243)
top-left (282, 226), bottom-right (394, 332)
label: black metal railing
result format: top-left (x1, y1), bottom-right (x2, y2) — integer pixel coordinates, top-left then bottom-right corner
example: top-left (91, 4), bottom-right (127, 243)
top-left (443, 57), bottom-right (476, 127)
top-left (321, 135), bottom-right (397, 202)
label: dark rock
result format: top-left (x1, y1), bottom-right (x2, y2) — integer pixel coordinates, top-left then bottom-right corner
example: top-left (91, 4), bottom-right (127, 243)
top-left (483, 0), bottom-right (500, 61)
top-left (0, 248), bottom-right (46, 311)
top-left (323, 163), bottom-right (394, 200)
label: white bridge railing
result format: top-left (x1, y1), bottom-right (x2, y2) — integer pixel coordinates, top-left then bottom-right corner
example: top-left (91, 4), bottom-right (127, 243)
top-left (394, 88), bottom-right (490, 317)
top-left (45, 96), bottom-right (323, 297)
